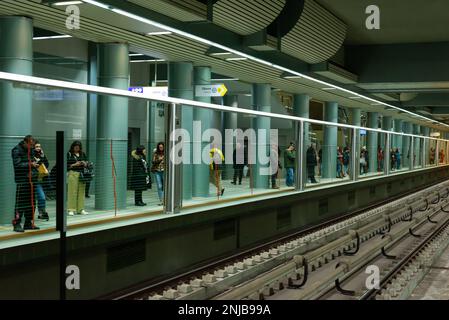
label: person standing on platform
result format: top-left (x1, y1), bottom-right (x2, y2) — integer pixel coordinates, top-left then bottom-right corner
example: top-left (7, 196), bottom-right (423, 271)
top-left (151, 142), bottom-right (165, 206)
top-left (306, 143), bottom-right (318, 183)
top-left (337, 147), bottom-right (344, 178)
top-left (130, 145), bottom-right (150, 206)
top-left (284, 143), bottom-right (296, 187)
top-left (395, 148), bottom-right (401, 170)
top-left (11, 135), bottom-right (40, 232)
top-left (67, 141), bottom-right (89, 215)
top-left (33, 141), bottom-right (50, 221)
top-left (343, 146), bottom-right (350, 176)
top-left (231, 143), bottom-right (246, 185)
top-left (210, 144), bottom-right (225, 196)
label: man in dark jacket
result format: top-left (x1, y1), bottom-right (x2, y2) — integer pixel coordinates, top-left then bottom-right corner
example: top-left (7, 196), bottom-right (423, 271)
top-left (12, 135), bottom-right (40, 232)
top-left (231, 143), bottom-right (246, 185)
top-left (306, 143), bottom-right (318, 183)
top-left (130, 145), bottom-right (150, 206)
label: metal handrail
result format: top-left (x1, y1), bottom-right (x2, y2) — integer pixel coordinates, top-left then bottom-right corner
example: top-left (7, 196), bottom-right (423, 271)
top-left (1, 71), bottom-right (448, 142)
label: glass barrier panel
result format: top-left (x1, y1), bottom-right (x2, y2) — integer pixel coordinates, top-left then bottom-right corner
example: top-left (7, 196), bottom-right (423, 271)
top-left (389, 132), bottom-right (404, 172)
top-left (427, 138), bottom-right (437, 167)
top-left (305, 122), bottom-right (353, 187)
top-left (439, 140), bottom-right (447, 165)
top-left (358, 128), bottom-right (385, 179)
top-left (413, 137), bottom-right (424, 169)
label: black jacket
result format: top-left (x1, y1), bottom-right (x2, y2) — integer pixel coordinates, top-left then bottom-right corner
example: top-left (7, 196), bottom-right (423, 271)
top-left (130, 150), bottom-right (150, 191)
top-left (67, 152), bottom-right (88, 172)
top-left (33, 149), bottom-right (49, 170)
top-left (233, 148), bottom-right (247, 169)
top-left (12, 141), bottom-right (38, 184)
top-left (306, 147), bottom-right (317, 167)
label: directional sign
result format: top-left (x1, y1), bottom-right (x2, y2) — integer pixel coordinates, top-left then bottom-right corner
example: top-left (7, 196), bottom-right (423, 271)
top-left (195, 84), bottom-right (228, 97)
top-left (129, 86), bottom-right (168, 98)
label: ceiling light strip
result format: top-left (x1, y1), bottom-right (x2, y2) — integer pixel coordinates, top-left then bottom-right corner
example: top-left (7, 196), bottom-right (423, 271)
top-left (65, 1), bottom-right (449, 129)
top-left (0, 70), bottom-right (444, 141)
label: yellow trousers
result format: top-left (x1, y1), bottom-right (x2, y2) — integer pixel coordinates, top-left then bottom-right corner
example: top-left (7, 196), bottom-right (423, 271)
top-left (68, 171), bottom-right (86, 212)
top-left (209, 169), bottom-right (222, 191)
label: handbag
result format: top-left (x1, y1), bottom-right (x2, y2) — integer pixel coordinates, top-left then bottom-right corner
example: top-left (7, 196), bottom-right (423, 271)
top-left (38, 163), bottom-right (49, 181)
top-left (79, 162), bottom-right (94, 183)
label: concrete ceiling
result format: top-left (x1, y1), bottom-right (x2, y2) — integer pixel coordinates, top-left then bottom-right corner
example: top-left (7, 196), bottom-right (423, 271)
top-left (314, 0), bottom-right (449, 120)
top-left (2, 0), bottom-right (447, 130)
top-left (316, 0), bottom-right (449, 45)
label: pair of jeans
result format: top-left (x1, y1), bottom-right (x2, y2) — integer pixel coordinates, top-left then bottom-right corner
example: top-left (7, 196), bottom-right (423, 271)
top-left (154, 171), bottom-right (164, 202)
top-left (397, 159), bottom-right (401, 170)
top-left (344, 164), bottom-right (349, 175)
top-left (35, 183), bottom-right (46, 211)
top-left (286, 168), bottom-right (295, 187)
top-left (337, 162), bottom-right (342, 177)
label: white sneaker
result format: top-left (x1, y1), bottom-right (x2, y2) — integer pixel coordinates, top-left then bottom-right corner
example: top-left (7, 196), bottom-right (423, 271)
top-left (68, 211), bottom-right (75, 216)
top-left (79, 210), bottom-right (89, 215)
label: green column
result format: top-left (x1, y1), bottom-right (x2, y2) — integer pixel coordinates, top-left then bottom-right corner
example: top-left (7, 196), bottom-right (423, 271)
top-left (192, 66), bottom-right (212, 197)
top-left (393, 119), bottom-right (403, 151)
top-left (95, 43), bottom-right (129, 210)
top-left (413, 124), bottom-right (421, 167)
top-left (381, 116), bottom-right (392, 148)
top-left (169, 62), bottom-right (194, 200)
top-left (293, 94), bottom-right (310, 146)
top-left (367, 112), bottom-right (378, 173)
top-left (421, 127), bottom-right (429, 166)
top-left (402, 122), bottom-right (412, 168)
top-left (322, 102), bottom-right (338, 179)
top-left (252, 84), bottom-right (271, 189)
top-left (0, 16), bottom-right (33, 224)
top-left (223, 94), bottom-right (238, 180)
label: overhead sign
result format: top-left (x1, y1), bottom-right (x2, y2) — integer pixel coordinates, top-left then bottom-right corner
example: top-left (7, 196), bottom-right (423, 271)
top-left (195, 84), bottom-right (228, 97)
top-left (128, 86), bottom-right (168, 98)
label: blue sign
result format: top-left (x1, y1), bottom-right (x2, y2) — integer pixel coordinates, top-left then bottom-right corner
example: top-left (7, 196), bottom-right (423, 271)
top-left (128, 87), bottom-right (144, 93)
top-left (360, 129), bottom-right (367, 135)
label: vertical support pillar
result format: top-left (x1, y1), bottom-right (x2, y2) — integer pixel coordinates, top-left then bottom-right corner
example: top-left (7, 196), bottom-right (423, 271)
top-left (0, 16), bottom-right (33, 224)
top-left (393, 119), bottom-right (403, 157)
top-left (296, 121), bottom-right (304, 191)
top-left (381, 116), bottom-right (392, 173)
top-left (351, 109), bottom-right (361, 181)
top-left (95, 43), bottom-right (129, 210)
top-left (252, 84), bottom-right (271, 189)
top-left (367, 112), bottom-right (379, 173)
top-left (385, 134), bottom-right (390, 175)
top-left (164, 103), bottom-right (182, 213)
top-left (192, 66), bottom-right (212, 197)
top-left (413, 124), bottom-right (421, 168)
top-left (381, 116), bottom-right (392, 149)
top-left (293, 94), bottom-right (310, 189)
top-left (402, 122), bottom-right (412, 169)
top-left (322, 102), bottom-right (338, 179)
top-left (86, 41), bottom-right (98, 193)
top-left (169, 62), bottom-right (194, 200)
top-left (421, 126), bottom-right (429, 166)
top-left (223, 94), bottom-right (238, 181)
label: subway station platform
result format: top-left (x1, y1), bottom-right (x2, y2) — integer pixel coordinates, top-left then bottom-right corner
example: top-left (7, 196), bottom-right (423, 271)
top-left (1, 0), bottom-right (449, 302)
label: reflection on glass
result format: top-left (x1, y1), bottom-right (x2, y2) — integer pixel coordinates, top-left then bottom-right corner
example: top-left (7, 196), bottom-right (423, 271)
top-left (305, 123), bottom-right (352, 187)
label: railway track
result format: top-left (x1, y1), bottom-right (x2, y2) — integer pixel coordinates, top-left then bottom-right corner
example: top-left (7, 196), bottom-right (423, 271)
top-left (110, 180), bottom-right (449, 300)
